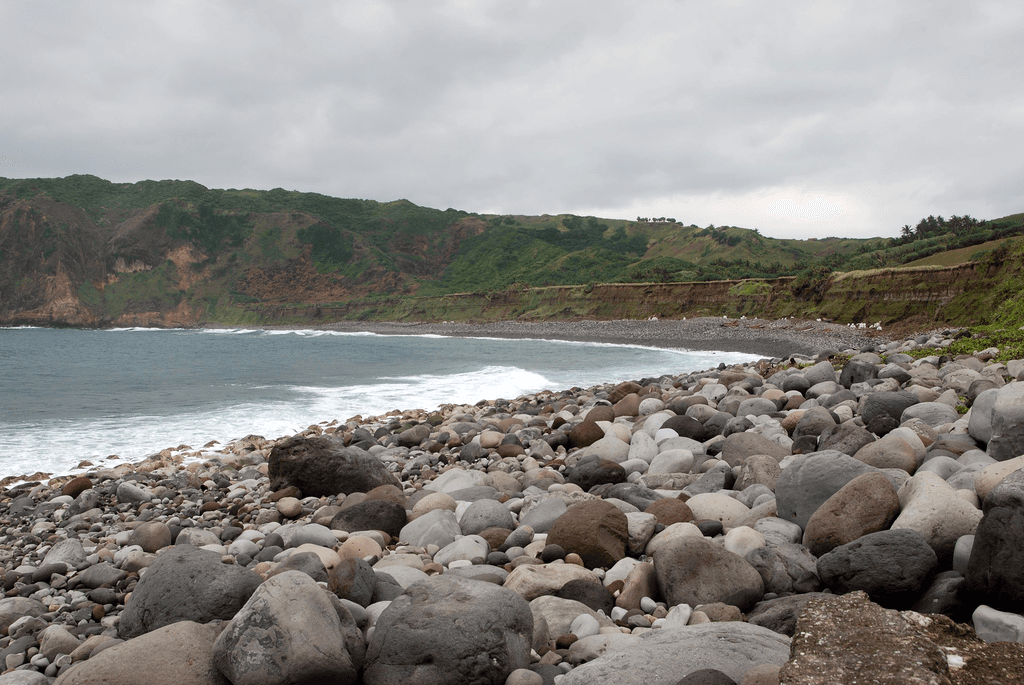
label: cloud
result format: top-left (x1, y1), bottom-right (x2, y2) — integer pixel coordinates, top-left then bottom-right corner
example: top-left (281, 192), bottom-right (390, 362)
top-left (2, 0), bottom-right (1022, 239)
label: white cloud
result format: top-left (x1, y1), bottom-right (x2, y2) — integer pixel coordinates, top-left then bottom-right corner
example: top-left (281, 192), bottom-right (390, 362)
top-left (1, 0), bottom-right (1022, 239)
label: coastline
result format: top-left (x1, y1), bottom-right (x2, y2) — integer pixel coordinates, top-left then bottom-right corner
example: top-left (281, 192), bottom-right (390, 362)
top-left (1, 317), bottom-right (895, 488)
top-left (259, 316), bottom-right (892, 359)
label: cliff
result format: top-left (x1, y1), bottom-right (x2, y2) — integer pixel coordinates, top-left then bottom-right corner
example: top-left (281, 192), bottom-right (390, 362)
top-left (1, 175), bottom-right (1021, 334)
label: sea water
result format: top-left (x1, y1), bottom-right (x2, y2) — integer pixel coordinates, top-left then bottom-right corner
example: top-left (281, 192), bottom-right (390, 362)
top-left (0, 327), bottom-right (758, 479)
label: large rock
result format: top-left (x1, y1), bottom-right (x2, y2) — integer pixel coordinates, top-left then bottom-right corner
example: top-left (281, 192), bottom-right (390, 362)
top-left (851, 434), bottom-right (918, 473)
top-left (0, 598), bottom-right (47, 634)
top-left (458, 498), bottom-right (516, 535)
top-left (399, 508), bottom-right (461, 549)
top-left (890, 470), bottom-right (983, 564)
top-left (503, 564), bottom-right (604, 601)
top-left (546, 500), bottom-right (628, 569)
top-left (965, 469), bottom-right (1024, 613)
top-left (555, 622), bottom-right (791, 685)
top-left (774, 451), bottom-right (878, 530)
top-left (816, 529), bottom-right (937, 609)
top-left (719, 432), bottom-right (789, 468)
top-left (861, 390), bottom-right (919, 426)
top-left (363, 576), bottom-right (532, 685)
top-left (779, 592), bottom-right (952, 684)
top-left (54, 621), bottom-right (228, 685)
top-left (118, 546), bottom-right (263, 639)
top-left (802, 472), bottom-right (900, 557)
top-left (653, 536), bottom-right (764, 612)
top-left (330, 499), bottom-right (407, 538)
top-left (213, 571), bottom-right (363, 685)
top-left (268, 436), bottom-right (400, 496)
top-left (969, 382), bottom-right (1024, 459)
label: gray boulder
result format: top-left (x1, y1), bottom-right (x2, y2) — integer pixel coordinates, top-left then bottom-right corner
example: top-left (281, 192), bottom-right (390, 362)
top-left (119, 546), bottom-right (262, 639)
top-left (555, 622), bottom-right (791, 685)
top-left (41, 538), bottom-right (86, 570)
top-left (817, 529), bottom-right (937, 608)
top-left (965, 469), bottom-right (1024, 613)
top-left (653, 536), bottom-right (764, 612)
top-left (861, 390), bottom-right (919, 426)
top-left (363, 576), bottom-right (532, 685)
top-left (213, 571), bottom-right (363, 685)
top-left (0, 598), bottom-right (47, 635)
top-left (55, 621), bottom-right (228, 685)
top-left (970, 383), bottom-right (1024, 460)
top-left (775, 451), bottom-right (878, 530)
top-left (268, 436), bottom-right (400, 496)
top-left (458, 498), bottom-right (515, 535)
top-left (399, 508), bottom-right (461, 549)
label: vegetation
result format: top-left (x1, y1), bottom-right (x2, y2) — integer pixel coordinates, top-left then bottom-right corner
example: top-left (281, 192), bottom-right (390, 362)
top-left (4, 174), bottom-right (1024, 330)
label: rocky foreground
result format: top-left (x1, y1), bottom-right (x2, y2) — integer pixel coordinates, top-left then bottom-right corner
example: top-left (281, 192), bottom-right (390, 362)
top-left (3, 328), bottom-right (1024, 684)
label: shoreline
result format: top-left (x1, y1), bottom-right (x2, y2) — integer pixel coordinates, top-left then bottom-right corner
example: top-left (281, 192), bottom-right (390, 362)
top-left (256, 315), bottom-right (893, 359)
top-left (1, 317), bottom-right (897, 488)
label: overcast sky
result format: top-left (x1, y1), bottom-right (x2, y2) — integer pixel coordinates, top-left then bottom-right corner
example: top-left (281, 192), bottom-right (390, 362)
top-left (2, 1), bottom-right (1022, 239)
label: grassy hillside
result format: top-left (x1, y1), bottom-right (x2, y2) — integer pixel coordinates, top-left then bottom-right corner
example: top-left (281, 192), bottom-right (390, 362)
top-left (2, 174), bottom-right (1023, 329)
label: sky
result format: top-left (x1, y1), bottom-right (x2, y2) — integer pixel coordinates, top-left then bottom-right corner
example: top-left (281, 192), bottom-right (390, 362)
top-left (2, 1), bottom-right (1022, 240)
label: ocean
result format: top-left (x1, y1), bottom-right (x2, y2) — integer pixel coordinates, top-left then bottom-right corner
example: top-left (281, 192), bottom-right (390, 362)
top-left (0, 327), bottom-right (759, 480)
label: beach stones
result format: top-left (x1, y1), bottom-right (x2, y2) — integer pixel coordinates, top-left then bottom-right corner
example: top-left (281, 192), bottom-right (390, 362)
top-left (653, 536), bottom-right (764, 612)
top-left (54, 621), bottom-right (228, 685)
top-left (816, 529), bottom-right (937, 608)
top-left (891, 471), bottom-right (983, 563)
top-left (119, 546), bottom-right (262, 639)
top-left (546, 500), bottom-right (628, 569)
top-left (965, 469), bottom-right (1024, 613)
top-left (213, 571), bottom-right (363, 685)
top-left (363, 576), bottom-right (532, 685)
top-left (802, 472), bottom-right (900, 557)
top-left (556, 622), bottom-right (791, 685)
top-left (268, 436), bottom-right (400, 496)
top-left (775, 451), bottom-right (878, 530)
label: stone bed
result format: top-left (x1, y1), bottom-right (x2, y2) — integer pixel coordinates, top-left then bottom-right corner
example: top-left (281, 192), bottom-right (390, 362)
top-left (1, 323), bottom-right (1023, 684)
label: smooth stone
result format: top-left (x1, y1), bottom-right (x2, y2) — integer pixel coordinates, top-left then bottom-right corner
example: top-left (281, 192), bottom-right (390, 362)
top-left (816, 529), bottom-right (938, 609)
top-left (891, 470), bottom-right (983, 564)
top-left (653, 536), bottom-right (764, 612)
top-left (557, 623), bottom-right (790, 685)
top-left (363, 576), bottom-right (532, 685)
top-left (213, 571), bottom-right (363, 685)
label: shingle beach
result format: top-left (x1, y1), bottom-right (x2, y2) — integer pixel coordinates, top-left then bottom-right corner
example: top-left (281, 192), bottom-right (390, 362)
top-left (2, 317), bottom-right (1024, 685)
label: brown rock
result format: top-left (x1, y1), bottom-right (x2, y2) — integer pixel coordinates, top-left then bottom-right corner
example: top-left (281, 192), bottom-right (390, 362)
top-left (546, 500), bottom-right (628, 569)
top-left (62, 476), bottom-right (93, 499)
top-left (127, 521), bottom-right (173, 554)
top-left (585, 405), bottom-right (615, 423)
top-left (613, 394), bottom-right (642, 418)
top-left (497, 444), bottom-right (527, 458)
top-left (478, 527), bottom-right (515, 550)
top-left (607, 381), bottom-right (643, 404)
top-left (778, 590), bottom-right (1024, 685)
top-left (802, 472), bottom-right (901, 557)
top-left (853, 437), bottom-right (918, 473)
top-left (615, 561), bottom-right (659, 611)
top-left (720, 433), bottom-right (790, 468)
top-left (644, 498), bottom-right (694, 526)
top-left (363, 484), bottom-right (407, 507)
top-left (569, 421), bottom-right (605, 449)
top-left (56, 621), bottom-right (229, 685)
top-left (694, 602), bottom-right (743, 622)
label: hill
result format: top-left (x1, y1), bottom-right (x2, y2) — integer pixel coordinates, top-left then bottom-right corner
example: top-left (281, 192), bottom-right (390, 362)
top-left (1, 174), bottom-right (1022, 331)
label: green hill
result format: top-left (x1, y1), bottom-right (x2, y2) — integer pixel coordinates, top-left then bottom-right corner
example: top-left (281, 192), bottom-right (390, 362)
top-left (1, 174), bottom-right (1022, 329)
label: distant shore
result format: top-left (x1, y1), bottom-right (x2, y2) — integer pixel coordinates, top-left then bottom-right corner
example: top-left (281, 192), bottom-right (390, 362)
top-left (256, 316), bottom-right (892, 359)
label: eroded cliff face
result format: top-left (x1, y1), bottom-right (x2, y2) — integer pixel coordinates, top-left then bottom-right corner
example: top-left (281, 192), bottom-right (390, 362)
top-left (0, 188), bottom-right (1017, 331)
